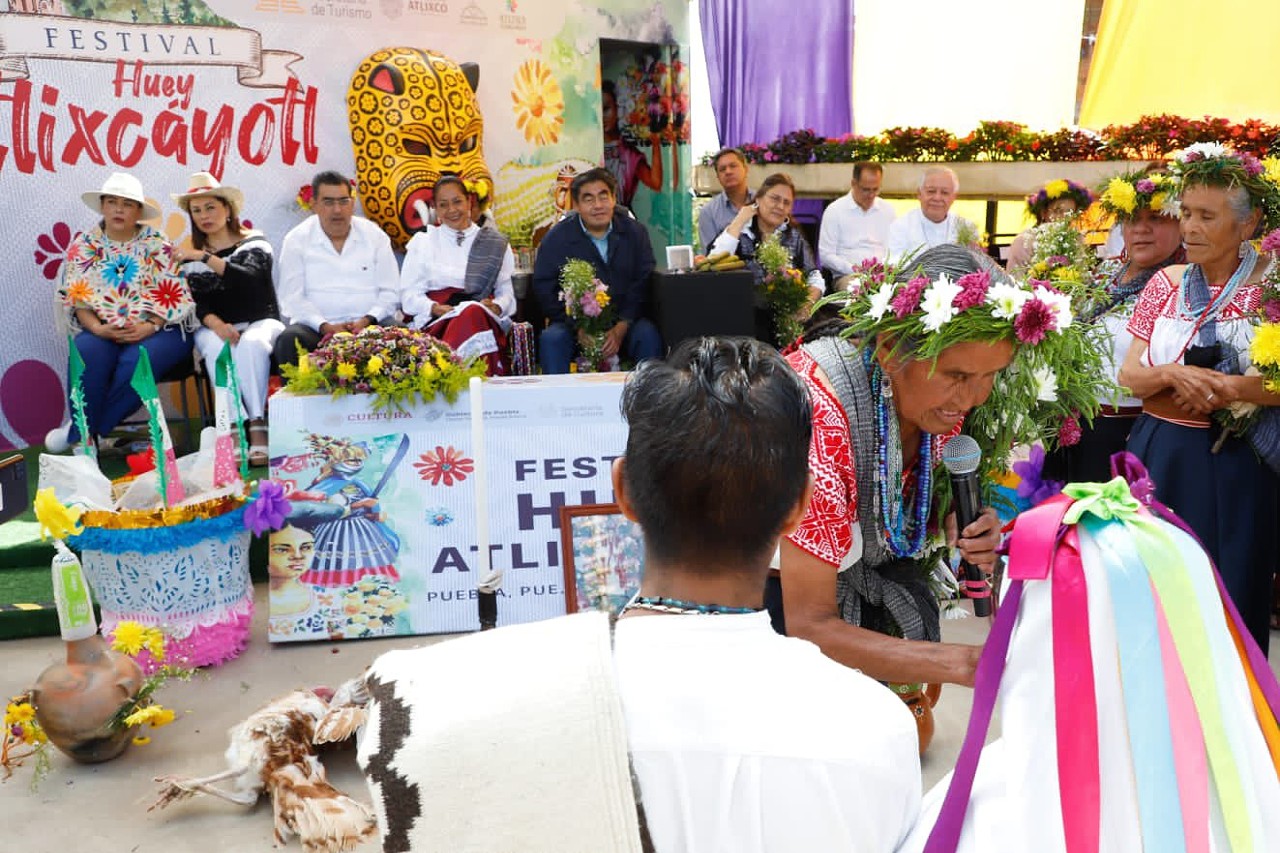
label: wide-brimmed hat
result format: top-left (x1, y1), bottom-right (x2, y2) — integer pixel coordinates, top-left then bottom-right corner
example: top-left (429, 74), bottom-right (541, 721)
top-left (81, 172), bottom-right (161, 220)
top-left (171, 171), bottom-right (244, 216)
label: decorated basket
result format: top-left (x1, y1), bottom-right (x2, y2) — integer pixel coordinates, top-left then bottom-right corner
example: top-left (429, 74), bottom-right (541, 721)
top-left (69, 495), bottom-right (254, 671)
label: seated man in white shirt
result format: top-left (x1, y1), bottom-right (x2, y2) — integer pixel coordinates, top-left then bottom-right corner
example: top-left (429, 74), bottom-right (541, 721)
top-left (273, 170), bottom-right (400, 367)
top-left (886, 166), bottom-right (979, 263)
top-left (818, 162), bottom-right (897, 277)
top-left (613, 337), bottom-right (922, 852)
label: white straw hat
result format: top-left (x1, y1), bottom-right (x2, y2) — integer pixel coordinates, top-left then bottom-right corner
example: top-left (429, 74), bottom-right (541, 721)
top-left (171, 171), bottom-right (245, 217)
top-left (81, 172), bottom-right (161, 220)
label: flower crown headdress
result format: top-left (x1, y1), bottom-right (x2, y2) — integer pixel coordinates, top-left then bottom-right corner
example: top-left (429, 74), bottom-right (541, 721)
top-left (842, 262), bottom-right (1073, 361)
top-left (1027, 179), bottom-right (1094, 221)
top-left (1098, 168), bottom-right (1180, 220)
top-left (1169, 143), bottom-right (1280, 233)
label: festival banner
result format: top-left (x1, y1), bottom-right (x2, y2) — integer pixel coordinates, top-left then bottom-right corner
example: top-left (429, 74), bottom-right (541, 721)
top-left (266, 374), bottom-right (628, 642)
top-left (0, 0), bottom-right (691, 450)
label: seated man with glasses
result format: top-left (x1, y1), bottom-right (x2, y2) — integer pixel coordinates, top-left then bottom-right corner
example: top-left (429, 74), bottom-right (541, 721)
top-left (274, 170), bottom-right (400, 367)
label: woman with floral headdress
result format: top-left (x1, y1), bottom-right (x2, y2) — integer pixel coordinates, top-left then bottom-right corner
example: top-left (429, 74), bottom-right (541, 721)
top-left (775, 244), bottom-right (1104, 692)
top-left (1006, 179), bottom-right (1095, 272)
top-left (1044, 166), bottom-right (1185, 483)
top-left (1120, 143), bottom-right (1280, 652)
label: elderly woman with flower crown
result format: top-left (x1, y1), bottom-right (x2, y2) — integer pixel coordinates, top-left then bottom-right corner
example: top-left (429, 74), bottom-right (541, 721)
top-left (774, 244), bottom-right (1087, 690)
top-left (1119, 143), bottom-right (1280, 652)
top-left (1043, 166), bottom-right (1185, 483)
top-left (1006, 178), bottom-right (1095, 272)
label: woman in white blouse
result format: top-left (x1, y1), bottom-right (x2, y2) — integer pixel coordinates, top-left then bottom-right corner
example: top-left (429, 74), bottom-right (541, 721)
top-left (400, 175), bottom-right (517, 374)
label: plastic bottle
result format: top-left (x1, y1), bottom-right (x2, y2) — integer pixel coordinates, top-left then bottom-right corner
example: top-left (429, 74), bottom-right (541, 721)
top-left (51, 539), bottom-right (97, 641)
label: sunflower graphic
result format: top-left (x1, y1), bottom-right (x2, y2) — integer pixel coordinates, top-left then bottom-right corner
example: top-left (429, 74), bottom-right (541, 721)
top-left (511, 59), bottom-right (565, 147)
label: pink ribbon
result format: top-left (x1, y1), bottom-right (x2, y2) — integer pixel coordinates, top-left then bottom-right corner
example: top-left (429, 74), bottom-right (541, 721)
top-left (1154, 588), bottom-right (1210, 853)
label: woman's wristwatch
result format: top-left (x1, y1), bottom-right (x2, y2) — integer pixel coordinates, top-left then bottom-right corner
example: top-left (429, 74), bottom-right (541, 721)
top-left (200, 251), bottom-right (212, 264)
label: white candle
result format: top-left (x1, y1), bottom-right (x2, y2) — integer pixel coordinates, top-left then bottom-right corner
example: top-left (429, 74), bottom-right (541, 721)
top-left (469, 376), bottom-right (495, 590)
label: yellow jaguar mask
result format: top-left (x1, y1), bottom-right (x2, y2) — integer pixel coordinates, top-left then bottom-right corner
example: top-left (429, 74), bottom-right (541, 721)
top-left (347, 48), bottom-right (495, 251)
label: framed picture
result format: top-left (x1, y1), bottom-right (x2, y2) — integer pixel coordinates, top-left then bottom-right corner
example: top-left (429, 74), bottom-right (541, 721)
top-left (559, 503), bottom-right (645, 615)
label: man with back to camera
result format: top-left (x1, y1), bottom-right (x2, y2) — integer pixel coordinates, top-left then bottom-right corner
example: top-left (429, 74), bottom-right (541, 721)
top-left (611, 336), bottom-right (922, 852)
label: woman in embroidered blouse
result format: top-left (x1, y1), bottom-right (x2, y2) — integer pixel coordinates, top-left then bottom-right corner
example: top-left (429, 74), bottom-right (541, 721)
top-left (400, 175), bottom-right (516, 375)
top-left (709, 172), bottom-right (825, 345)
top-left (1048, 168), bottom-right (1184, 483)
top-left (1119, 146), bottom-right (1280, 652)
top-left (777, 245), bottom-right (1008, 689)
top-left (170, 172), bottom-right (282, 467)
top-left (46, 172), bottom-right (194, 453)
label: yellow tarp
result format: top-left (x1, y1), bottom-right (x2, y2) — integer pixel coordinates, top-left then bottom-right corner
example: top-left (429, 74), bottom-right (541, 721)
top-left (1080, 0), bottom-right (1280, 126)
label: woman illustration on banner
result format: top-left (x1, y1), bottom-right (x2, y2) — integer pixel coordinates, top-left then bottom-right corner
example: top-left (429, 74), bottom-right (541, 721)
top-left (400, 175), bottom-right (516, 374)
top-left (295, 433), bottom-right (404, 588)
top-left (602, 80), bottom-right (663, 210)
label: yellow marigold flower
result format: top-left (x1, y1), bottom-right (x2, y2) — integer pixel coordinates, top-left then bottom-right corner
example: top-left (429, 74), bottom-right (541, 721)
top-left (1149, 191), bottom-right (1168, 213)
top-left (420, 362), bottom-right (438, 380)
top-left (143, 628), bottom-right (166, 661)
top-left (4, 701), bottom-right (34, 725)
top-left (336, 362), bottom-right (357, 380)
top-left (366, 355), bottom-right (385, 375)
top-left (148, 706), bottom-right (176, 728)
top-left (29, 723), bottom-right (47, 744)
top-left (111, 621), bottom-right (147, 656)
top-left (1054, 268), bottom-right (1082, 283)
top-left (124, 704), bottom-right (170, 728)
top-left (434, 351), bottom-right (451, 371)
top-left (34, 488), bottom-right (83, 541)
top-left (1264, 157), bottom-right (1280, 188)
top-left (1104, 178), bottom-right (1137, 214)
top-left (1045, 179), bottom-right (1070, 198)
top-left (595, 291), bottom-right (611, 307)
top-left (1250, 322), bottom-right (1280, 367)
top-left (298, 354), bottom-right (312, 375)
top-left (132, 735), bottom-right (152, 746)
top-left (410, 345), bottom-right (421, 356)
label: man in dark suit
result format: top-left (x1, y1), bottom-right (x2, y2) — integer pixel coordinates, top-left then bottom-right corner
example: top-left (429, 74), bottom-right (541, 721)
top-left (532, 168), bottom-right (662, 373)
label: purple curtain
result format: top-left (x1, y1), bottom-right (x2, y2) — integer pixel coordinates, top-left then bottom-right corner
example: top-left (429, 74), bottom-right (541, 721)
top-left (699, 0), bottom-right (854, 147)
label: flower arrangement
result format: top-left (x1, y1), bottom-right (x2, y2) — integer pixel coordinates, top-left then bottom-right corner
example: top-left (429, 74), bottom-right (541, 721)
top-left (756, 233), bottom-right (810, 347)
top-left (837, 258), bottom-right (1114, 490)
top-left (558, 258), bottom-right (617, 371)
top-left (2, 692), bottom-right (50, 786)
top-left (1027, 178), bottom-right (1095, 221)
top-left (106, 621), bottom-right (193, 742)
top-left (701, 115), bottom-right (1280, 166)
top-left (954, 219), bottom-right (987, 252)
top-left (282, 326), bottom-right (486, 411)
top-left (1024, 219), bottom-right (1101, 304)
top-left (295, 178), bottom-right (358, 212)
top-left (1097, 168), bottom-right (1181, 220)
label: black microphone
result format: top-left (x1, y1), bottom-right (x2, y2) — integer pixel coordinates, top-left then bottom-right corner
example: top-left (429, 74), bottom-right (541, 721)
top-left (940, 435), bottom-right (992, 618)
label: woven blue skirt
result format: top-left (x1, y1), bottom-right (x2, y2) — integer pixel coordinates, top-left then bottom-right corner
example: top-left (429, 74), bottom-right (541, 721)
top-left (1128, 414), bottom-right (1278, 653)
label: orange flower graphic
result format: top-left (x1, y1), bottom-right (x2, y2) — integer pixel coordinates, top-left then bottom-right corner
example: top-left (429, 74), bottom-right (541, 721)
top-left (511, 59), bottom-right (564, 146)
top-left (414, 445), bottom-right (475, 486)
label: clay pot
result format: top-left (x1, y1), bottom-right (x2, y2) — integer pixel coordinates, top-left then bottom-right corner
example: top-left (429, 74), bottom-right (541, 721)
top-left (31, 635), bottom-right (144, 763)
top-left (891, 682), bottom-right (942, 756)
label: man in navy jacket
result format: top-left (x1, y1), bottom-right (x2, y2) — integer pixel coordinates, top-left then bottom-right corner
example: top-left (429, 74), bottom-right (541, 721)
top-left (532, 168), bottom-right (662, 373)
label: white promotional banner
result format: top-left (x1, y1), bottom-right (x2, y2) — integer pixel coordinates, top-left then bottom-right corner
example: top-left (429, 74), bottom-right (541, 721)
top-left (266, 373), bottom-right (627, 642)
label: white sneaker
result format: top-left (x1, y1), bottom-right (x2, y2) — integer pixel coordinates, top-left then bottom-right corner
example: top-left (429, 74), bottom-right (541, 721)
top-left (44, 422), bottom-right (73, 453)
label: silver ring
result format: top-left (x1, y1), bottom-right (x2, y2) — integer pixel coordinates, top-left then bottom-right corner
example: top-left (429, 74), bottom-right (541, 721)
top-left (1207, 392), bottom-right (1216, 401)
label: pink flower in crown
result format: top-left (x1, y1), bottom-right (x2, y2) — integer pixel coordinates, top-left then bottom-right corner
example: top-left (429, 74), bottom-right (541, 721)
top-left (1242, 154), bottom-right (1264, 177)
top-left (1046, 255), bottom-right (1070, 268)
top-left (1058, 414), bottom-right (1082, 447)
top-left (1134, 179), bottom-right (1156, 194)
top-left (1183, 150), bottom-right (1203, 163)
top-left (1014, 298), bottom-right (1056, 345)
top-left (1261, 229), bottom-right (1280, 254)
top-left (952, 271), bottom-right (990, 311)
top-left (1264, 299), bottom-right (1280, 323)
top-left (890, 276), bottom-right (930, 319)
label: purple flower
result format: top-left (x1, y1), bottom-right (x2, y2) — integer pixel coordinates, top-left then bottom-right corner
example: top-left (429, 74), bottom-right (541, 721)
top-left (1011, 445), bottom-right (1065, 506)
top-left (952, 271), bottom-right (990, 311)
top-left (1183, 151), bottom-right (1203, 162)
top-left (1046, 255), bottom-right (1070, 268)
top-left (1134, 179), bottom-right (1156, 194)
top-left (890, 276), bottom-right (930, 319)
top-left (244, 479), bottom-right (290, 536)
top-left (1015, 298), bottom-right (1056, 344)
top-left (1264, 300), bottom-right (1280, 323)
top-left (1242, 155), bottom-right (1265, 177)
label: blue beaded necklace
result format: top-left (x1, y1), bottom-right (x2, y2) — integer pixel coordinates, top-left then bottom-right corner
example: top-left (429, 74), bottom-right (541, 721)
top-left (865, 349), bottom-right (933, 558)
top-left (623, 595), bottom-right (760, 615)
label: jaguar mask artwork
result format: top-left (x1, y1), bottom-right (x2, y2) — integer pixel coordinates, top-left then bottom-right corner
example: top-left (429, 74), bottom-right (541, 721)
top-left (347, 48), bottom-right (495, 251)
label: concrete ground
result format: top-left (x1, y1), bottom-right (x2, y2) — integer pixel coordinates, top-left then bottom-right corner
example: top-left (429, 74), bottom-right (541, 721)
top-left (0, 589), bottom-right (1275, 852)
